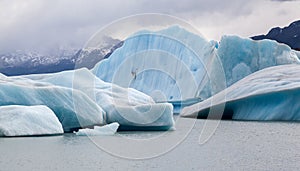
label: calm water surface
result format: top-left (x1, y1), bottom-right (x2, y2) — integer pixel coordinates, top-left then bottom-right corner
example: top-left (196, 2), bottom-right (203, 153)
top-left (0, 118), bottom-right (299, 171)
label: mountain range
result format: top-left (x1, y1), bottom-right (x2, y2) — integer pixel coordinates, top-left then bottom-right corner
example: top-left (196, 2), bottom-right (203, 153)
top-left (0, 37), bottom-right (122, 76)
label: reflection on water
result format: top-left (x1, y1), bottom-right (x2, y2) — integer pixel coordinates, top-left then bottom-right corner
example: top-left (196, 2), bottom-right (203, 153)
top-left (0, 118), bottom-right (300, 170)
top-left (60, 133), bottom-right (84, 145)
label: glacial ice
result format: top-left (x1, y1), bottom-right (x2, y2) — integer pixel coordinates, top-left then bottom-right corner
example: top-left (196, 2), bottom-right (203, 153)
top-left (92, 26), bottom-right (214, 103)
top-left (181, 64), bottom-right (300, 121)
top-left (216, 35), bottom-right (300, 87)
top-left (19, 68), bottom-right (175, 130)
top-left (1, 26), bottom-right (300, 135)
top-left (91, 26), bottom-right (300, 113)
top-left (0, 105), bottom-right (63, 136)
top-left (0, 73), bottom-right (105, 132)
top-left (75, 122), bottom-right (119, 136)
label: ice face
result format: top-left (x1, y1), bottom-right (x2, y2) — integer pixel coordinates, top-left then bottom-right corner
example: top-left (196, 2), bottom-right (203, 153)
top-left (0, 74), bottom-right (105, 132)
top-left (181, 64), bottom-right (300, 121)
top-left (91, 26), bottom-right (300, 113)
top-left (0, 105), bottom-right (63, 136)
top-left (217, 35), bottom-right (300, 87)
top-left (19, 68), bottom-right (175, 130)
top-left (92, 26), bottom-right (215, 103)
top-left (75, 122), bottom-right (119, 136)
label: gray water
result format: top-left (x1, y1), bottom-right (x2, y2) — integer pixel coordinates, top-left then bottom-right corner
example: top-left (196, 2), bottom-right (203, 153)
top-left (0, 118), bottom-right (299, 171)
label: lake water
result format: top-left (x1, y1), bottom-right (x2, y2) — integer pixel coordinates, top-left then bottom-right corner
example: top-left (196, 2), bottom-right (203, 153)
top-left (0, 118), bottom-right (299, 171)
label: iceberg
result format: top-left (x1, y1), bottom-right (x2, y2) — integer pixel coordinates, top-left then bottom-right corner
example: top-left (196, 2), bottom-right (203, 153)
top-left (91, 26), bottom-right (300, 113)
top-left (92, 26), bottom-right (215, 103)
top-left (181, 64), bottom-right (300, 121)
top-left (2, 26), bottom-right (298, 133)
top-left (19, 68), bottom-right (175, 130)
top-left (75, 122), bottom-right (119, 136)
top-left (0, 105), bottom-right (63, 136)
top-left (0, 73), bottom-right (105, 132)
top-left (216, 35), bottom-right (300, 87)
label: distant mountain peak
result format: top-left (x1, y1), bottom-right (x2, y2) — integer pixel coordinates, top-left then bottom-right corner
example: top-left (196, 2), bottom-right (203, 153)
top-left (251, 20), bottom-right (300, 50)
top-left (289, 20), bottom-right (300, 27)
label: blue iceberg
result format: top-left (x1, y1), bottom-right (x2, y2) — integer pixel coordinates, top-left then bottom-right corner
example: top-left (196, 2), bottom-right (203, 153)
top-left (181, 64), bottom-right (300, 121)
top-left (18, 68), bottom-right (175, 131)
top-left (1, 26), bottom-right (299, 135)
top-left (92, 26), bottom-right (215, 103)
top-left (0, 73), bottom-right (105, 132)
top-left (216, 35), bottom-right (300, 87)
top-left (92, 26), bottom-right (300, 112)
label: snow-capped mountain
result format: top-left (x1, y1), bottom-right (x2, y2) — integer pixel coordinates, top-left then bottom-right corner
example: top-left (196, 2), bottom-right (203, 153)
top-left (75, 38), bottom-right (123, 69)
top-left (251, 20), bottom-right (300, 50)
top-left (0, 37), bottom-right (122, 76)
top-left (0, 49), bottom-right (77, 76)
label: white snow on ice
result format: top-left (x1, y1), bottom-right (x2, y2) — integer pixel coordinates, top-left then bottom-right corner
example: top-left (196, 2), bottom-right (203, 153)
top-left (0, 105), bottom-right (63, 136)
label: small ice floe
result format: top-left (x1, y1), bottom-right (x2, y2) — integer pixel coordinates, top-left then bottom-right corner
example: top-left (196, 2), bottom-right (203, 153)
top-left (75, 122), bottom-right (120, 136)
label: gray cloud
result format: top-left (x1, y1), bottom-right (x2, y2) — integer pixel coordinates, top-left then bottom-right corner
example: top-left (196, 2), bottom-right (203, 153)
top-left (271, 0), bottom-right (298, 1)
top-left (0, 0), bottom-right (299, 53)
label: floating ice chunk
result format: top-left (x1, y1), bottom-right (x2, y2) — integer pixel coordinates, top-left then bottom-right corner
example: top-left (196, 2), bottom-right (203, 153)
top-left (106, 103), bottom-right (174, 130)
top-left (0, 105), bottom-right (63, 136)
top-left (19, 68), bottom-right (175, 130)
top-left (181, 64), bottom-right (300, 121)
top-left (0, 74), bottom-right (105, 132)
top-left (75, 122), bottom-right (119, 136)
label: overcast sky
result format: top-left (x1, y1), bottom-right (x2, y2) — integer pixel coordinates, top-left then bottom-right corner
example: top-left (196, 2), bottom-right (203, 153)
top-left (0, 0), bottom-right (299, 53)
